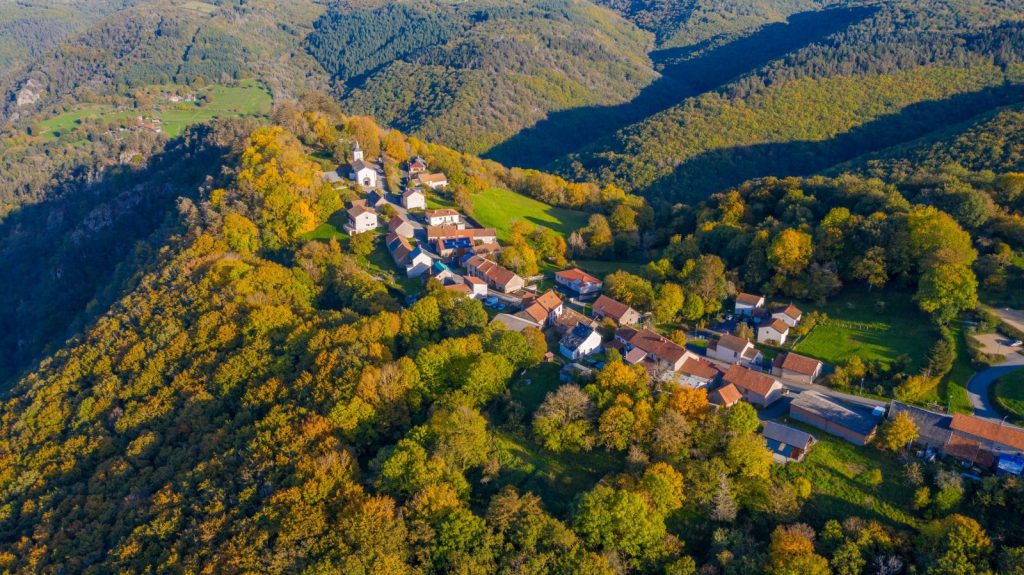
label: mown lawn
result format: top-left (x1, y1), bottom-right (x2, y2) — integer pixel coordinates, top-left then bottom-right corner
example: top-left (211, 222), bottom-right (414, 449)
top-left (778, 420), bottom-right (919, 530)
top-left (939, 325), bottom-right (974, 413)
top-left (470, 187), bottom-right (588, 240)
top-left (994, 369), bottom-right (1024, 422)
top-left (573, 259), bottom-right (650, 279)
top-left (793, 288), bottom-right (936, 371)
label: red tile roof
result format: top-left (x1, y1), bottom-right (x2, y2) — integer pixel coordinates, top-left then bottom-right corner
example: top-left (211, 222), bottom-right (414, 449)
top-left (779, 352), bottom-right (822, 376)
top-left (764, 318), bottom-right (790, 333)
top-left (736, 292), bottom-right (764, 306)
top-left (592, 295), bottom-right (637, 323)
top-left (465, 255), bottom-right (522, 290)
top-left (520, 302), bottom-right (549, 324)
top-left (555, 268), bottom-right (601, 285)
top-left (426, 226), bottom-right (497, 242)
top-left (617, 327), bottom-right (687, 365)
top-left (680, 358), bottom-right (721, 380)
top-left (717, 333), bottom-right (753, 353)
top-left (775, 304), bottom-right (802, 320)
top-left (711, 383), bottom-right (742, 407)
top-left (950, 414), bottom-right (1024, 451)
top-left (723, 365), bottom-right (779, 397)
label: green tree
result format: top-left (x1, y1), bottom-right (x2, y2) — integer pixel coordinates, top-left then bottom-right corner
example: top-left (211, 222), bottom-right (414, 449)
top-left (879, 411), bottom-right (919, 451)
top-left (533, 385), bottom-right (597, 453)
top-left (574, 485), bottom-right (667, 563)
top-left (653, 283), bottom-right (685, 324)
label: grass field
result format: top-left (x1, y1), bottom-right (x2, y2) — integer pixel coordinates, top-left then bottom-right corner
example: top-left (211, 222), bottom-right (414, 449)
top-left (994, 370), bottom-right (1024, 422)
top-left (573, 259), bottom-right (650, 280)
top-left (940, 325), bottom-right (975, 413)
top-left (470, 187), bottom-right (588, 241)
top-left (779, 420), bottom-right (919, 529)
top-left (793, 288), bottom-right (936, 371)
top-left (38, 80), bottom-right (272, 140)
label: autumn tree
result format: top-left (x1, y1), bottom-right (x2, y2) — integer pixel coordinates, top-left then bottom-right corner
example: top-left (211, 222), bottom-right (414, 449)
top-left (533, 385), bottom-right (597, 453)
top-left (879, 411), bottom-right (919, 451)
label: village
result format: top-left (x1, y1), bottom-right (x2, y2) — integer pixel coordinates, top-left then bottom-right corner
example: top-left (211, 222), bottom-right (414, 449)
top-left (325, 142), bottom-right (1024, 478)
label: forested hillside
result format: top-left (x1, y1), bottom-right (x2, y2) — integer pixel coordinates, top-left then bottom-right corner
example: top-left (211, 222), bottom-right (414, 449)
top-left (557, 0), bottom-right (1024, 204)
top-left (0, 0), bottom-right (326, 123)
top-left (593, 0), bottom-right (838, 48)
top-left (2, 104), bottom-right (1023, 574)
top-left (308, 0), bottom-right (657, 154)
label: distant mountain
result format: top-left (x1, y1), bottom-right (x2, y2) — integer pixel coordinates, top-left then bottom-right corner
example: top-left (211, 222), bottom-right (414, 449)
top-left (554, 0), bottom-right (1024, 204)
top-left (309, 0), bottom-right (658, 155)
top-left (593, 0), bottom-right (840, 48)
top-left (0, 0), bottom-right (327, 123)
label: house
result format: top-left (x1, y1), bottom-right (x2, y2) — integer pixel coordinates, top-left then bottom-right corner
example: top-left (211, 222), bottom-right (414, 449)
top-left (445, 282), bottom-right (473, 298)
top-left (722, 365), bottom-right (784, 407)
top-left (364, 190), bottom-right (389, 209)
top-left (591, 295), bottom-right (642, 326)
top-left (734, 292), bottom-right (765, 316)
top-left (517, 290), bottom-right (563, 327)
top-left (388, 215), bottom-right (416, 238)
top-left (416, 172), bottom-right (448, 189)
top-left (437, 237), bottom-right (475, 260)
top-left (408, 156), bottom-right (428, 175)
top-left (491, 313), bottom-right (541, 332)
top-left (772, 352), bottom-right (823, 384)
top-left (427, 226), bottom-right (498, 245)
top-left (552, 307), bottom-right (597, 334)
top-left (762, 421), bottom-right (816, 463)
top-left (615, 326), bottom-right (693, 372)
top-left (789, 391), bottom-right (883, 446)
top-left (757, 318), bottom-right (790, 345)
top-left (554, 268), bottom-right (603, 296)
top-left (402, 188), bottom-right (426, 210)
top-left (349, 142), bottom-right (380, 188)
top-left (887, 402), bottom-right (954, 450)
top-left (707, 334), bottom-right (762, 365)
top-left (386, 233), bottom-right (432, 277)
top-left (709, 383), bottom-right (742, 408)
top-left (425, 209), bottom-right (462, 227)
top-left (772, 304), bottom-right (803, 328)
top-left (464, 276), bottom-right (488, 297)
top-left (677, 357), bottom-right (722, 389)
top-left (464, 255), bottom-right (525, 293)
top-left (560, 323), bottom-right (603, 360)
top-left (944, 413), bottom-right (1024, 468)
top-left (345, 204), bottom-right (378, 235)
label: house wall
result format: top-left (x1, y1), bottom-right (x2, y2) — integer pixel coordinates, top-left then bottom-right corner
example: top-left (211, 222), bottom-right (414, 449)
top-left (403, 194), bottom-right (425, 210)
top-left (735, 303), bottom-right (757, 316)
top-left (708, 346), bottom-right (742, 364)
top-left (407, 256), bottom-right (432, 278)
top-left (773, 367), bottom-right (817, 384)
top-left (758, 327), bottom-right (787, 344)
top-left (773, 313), bottom-right (799, 328)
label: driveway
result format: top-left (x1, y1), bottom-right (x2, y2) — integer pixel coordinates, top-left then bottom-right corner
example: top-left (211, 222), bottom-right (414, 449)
top-left (967, 354), bottom-right (1024, 419)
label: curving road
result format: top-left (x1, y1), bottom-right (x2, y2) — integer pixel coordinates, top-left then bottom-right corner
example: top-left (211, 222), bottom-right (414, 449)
top-left (967, 353), bottom-right (1024, 419)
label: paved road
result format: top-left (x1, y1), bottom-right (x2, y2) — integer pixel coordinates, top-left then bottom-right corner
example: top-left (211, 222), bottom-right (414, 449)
top-left (967, 353), bottom-right (1024, 419)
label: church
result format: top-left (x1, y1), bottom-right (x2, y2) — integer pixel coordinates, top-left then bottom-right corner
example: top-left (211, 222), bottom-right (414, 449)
top-left (348, 141), bottom-right (380, 188)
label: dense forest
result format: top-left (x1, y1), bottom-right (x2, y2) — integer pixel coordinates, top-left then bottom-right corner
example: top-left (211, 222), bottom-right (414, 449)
top-left (308, 0), bottom-right (657, 154)
top-left (558, 0), bottom-right (1024, 203)
top-left (1, 106), bottom-right (1023, 574)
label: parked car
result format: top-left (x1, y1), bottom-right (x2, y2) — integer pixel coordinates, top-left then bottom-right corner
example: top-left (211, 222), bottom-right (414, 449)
top-left (1010, 339), bottom-right (1023, 347)
top-left (485, 296), bottom-right (499, 307)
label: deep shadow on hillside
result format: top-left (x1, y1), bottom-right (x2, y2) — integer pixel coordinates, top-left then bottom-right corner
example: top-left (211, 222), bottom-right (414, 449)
top-left (0, 123), bottom-right (247, 387)
top-left (483, 6), bottom-right (875, 169)
top-left (639, 83), bottom-right (1024, 205)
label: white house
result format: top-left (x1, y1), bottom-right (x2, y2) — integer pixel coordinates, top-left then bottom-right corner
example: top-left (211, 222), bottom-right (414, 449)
top-left (349, 142), bottom-right (379, 188)
top-left (554, 268), bottom-right (603, 296)
top-left (425, 208), bottom-right (461, 227)
top-left (416, 172), bottom-right (448, 189)
top-left (707, 333), bottom-right (762, 365)
top-left (386, 233), bottom-right (431, 278)
top-left (560, 323), bottom-right (603, 360)
top-left (345, 205), bottom-right (378, 235)
top-left (464, 276), bottom-right (488, 297)
top-left (734, 292), bottom-right (765, 316)
top-left (388, 215), bottom-right (416, 238)
top-left (402, 188), bottom-right (426, 210)
top-left (772, 304), bottom-right (803, 328)
top-left (758, 318), bottom-right (790, 345)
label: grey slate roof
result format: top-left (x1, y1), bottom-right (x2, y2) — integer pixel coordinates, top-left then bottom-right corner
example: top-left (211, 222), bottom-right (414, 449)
top-left (762, 420), bottom-right (815, 450)
top-left (790, 390), bottom-right (883, 436)
top-left (888, 401), bottom-right (953, 447)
